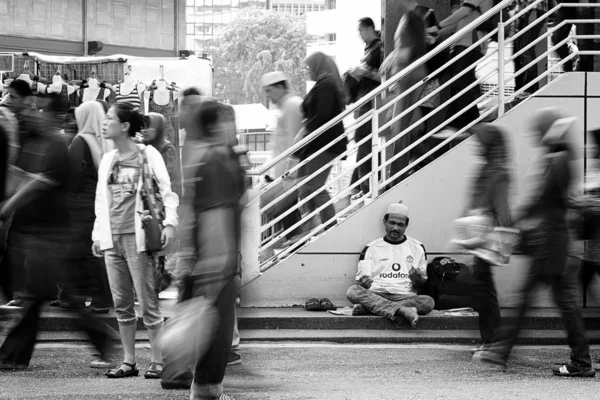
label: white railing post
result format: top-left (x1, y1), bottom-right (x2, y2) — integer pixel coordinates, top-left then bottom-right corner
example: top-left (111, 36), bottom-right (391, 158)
top-left (498, 11), bottom-right (506, 118)
top-left (371, 99), bottom-right (380, 198)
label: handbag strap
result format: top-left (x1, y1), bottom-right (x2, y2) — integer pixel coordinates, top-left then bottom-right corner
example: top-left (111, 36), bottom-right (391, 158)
top-left (140, 149), bottom-right (161, 221)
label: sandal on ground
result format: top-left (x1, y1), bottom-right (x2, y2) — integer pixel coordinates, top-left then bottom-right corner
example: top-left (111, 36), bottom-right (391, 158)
top-left (305, 298), bottom-right (322, 311)
top-left (105, 362), bottom-right (139, 378)
top-left (552, 364), bottom-right (596, 377)
top-left (144, 362), bottom-right (163, 379)
top-left (319, 298), bottom-right (337, 311)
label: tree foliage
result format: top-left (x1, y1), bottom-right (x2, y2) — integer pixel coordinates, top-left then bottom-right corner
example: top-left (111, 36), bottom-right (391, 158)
top-left (213, 9), bottom-right (311, 104)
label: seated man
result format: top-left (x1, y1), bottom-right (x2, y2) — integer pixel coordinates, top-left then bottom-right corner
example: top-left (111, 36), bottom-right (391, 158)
top-left (346, 202), bottom-right (435, 327)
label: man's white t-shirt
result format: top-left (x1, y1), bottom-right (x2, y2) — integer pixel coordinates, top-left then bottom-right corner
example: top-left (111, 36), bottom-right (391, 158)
top-left (357, 236), bottom-right (427, 296)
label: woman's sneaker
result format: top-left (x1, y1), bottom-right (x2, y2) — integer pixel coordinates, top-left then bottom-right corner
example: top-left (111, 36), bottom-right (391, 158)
top-left (227, 351), bottom-right (241, 366)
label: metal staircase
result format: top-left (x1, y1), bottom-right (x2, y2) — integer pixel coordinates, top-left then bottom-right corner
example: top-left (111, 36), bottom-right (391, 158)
top-left (241, 1), bottom-right (600, 288)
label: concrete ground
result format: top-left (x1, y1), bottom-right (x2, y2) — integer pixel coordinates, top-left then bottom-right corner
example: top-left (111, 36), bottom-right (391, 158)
top-left (1, 343), bottom-right (600, 399)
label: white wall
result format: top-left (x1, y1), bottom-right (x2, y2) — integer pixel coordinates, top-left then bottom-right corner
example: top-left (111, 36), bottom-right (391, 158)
top-left (241, 72), bottom-right (591, 308)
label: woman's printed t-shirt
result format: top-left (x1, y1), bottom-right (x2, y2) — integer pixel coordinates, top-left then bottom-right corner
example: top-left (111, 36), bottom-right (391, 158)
top-left (108, 151), bottom-right (140, 234)
top-left (357, 236), bottom-right (427, 296)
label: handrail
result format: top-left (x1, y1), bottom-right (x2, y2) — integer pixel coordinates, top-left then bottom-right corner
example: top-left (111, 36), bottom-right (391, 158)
top-left (248, 0), bottom-right (516, 177)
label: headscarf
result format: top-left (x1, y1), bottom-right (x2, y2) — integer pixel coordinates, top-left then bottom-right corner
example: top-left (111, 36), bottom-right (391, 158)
top-left (531, 106), bottom-right (578, 160)
top-left (146, 112), bottom-right (167, 149)
top-left (303, 51), bottom-right (347, 106)
top-left (470, 123), bottom-right (511, 209)
top-left (74, 101), bottom-right (112, 169)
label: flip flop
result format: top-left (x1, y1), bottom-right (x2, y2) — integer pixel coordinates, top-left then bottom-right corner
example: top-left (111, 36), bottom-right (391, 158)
top-left (319, 298), bottom-right (337, 311)
top-left (305, 298), bottom-right (322, 311)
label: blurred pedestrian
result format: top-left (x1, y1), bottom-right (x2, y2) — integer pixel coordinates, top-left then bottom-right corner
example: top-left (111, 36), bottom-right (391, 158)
top-left (260, 71), bottom-right (304, 246)
top-left (296, 51), bottom-right (347, 233)
top-left (474, 108), bottom-right (595, 377)
top-left (466, 123), bottom-right (511, 352)
top-left (0, 106), bottom-right (102, 369)
top-left (570, 129), bottom-right (600, 307)
top-left (92, 103), bottom-right (178, 379)
top-left (175, 100), bottom-right (245, 399)
top-left (427, 0), bottom-right (493, 140)
top-left (380, 0), bottom-right (427, 187)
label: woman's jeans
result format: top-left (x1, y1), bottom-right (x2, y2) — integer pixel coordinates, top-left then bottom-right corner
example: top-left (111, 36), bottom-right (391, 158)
top-left (297, 151), bottom-right (337, 229)
top-left (104, 233), bottom-right (163, 329)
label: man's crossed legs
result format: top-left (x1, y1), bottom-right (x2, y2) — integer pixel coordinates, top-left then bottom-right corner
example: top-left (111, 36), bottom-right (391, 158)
top-left (346, 285), bottom-right (434, 328)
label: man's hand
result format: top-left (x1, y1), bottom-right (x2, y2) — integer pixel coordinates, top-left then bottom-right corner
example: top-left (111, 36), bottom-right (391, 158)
top-left (162, 225), bottom-right (176, 249)
top-left (426, 26), bottom-right (439, 35)
top-left (349, 66), bottom-right (367, 79)
top-left (92, 241), bottom-right (103, 258)
top-left (358, 276), bottom-right (373, 289)
top-left (408, 267), bottom-right (426, 286)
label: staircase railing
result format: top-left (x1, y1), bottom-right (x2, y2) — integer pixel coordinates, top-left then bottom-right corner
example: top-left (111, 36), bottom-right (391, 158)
top-left (243, 1), bottom-right (600, 279)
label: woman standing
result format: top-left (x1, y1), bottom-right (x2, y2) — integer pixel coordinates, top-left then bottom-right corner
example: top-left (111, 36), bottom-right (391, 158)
top-left (296, 51), bottom-right (347, 232)
top-left (68, 101), bottom-right (114, 318)
top-left (466, 123), bottom-right (511, 352)
top-left (92, 103), bottom-right (178, 379)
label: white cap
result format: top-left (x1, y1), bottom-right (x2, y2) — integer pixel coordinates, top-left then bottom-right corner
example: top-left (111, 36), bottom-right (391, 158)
top-left (387, 202), bottom-right (409, 218)
top-left (261, 71), bottom-right (289, 87)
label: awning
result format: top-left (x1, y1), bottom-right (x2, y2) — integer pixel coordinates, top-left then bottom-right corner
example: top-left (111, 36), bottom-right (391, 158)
top-left (231, 103), bottom-right (277, 131)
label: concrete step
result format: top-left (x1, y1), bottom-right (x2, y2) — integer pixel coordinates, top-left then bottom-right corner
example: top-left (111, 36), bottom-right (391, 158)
top-left (36, 304), bottom-right (600, 331)
top-left (36, 329), bottom-right (600, 345)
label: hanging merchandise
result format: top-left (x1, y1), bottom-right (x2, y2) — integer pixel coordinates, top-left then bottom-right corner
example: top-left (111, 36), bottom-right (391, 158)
top-left (79, 69), bottom-right (111, 103)
top-left (44, 69), bottom-right (77, 117)
top-left (113, 66), bottom-right (145, 111)
top-left (146, 65), bottom-right (179, 143)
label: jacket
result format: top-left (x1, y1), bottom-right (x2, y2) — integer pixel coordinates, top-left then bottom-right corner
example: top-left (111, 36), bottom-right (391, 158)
top-left (92, 144), bottom-right (179, 252)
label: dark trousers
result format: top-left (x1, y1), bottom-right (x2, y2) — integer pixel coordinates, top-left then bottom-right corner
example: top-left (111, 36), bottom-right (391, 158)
top-left (298, 151), bottom-right (336, 227)
top-left (514, 10), bottom-right (545, 93)
top-left (388, 69), bottom-right (425, 188)
top-left (350, 105), bottom-right (379, 195)
top-left (472, 258), bottom-right (501, 343)
top-left (580, 259), bottom-right (600, 307)
top-left (492, 255), bottom-right (591, 369)
top-left (0, 229), bottom-right (113, 366)
top-left (261, 182), bottom-right (302, 240)
top-left (443, 46), bottom-right (481, 131)
top-left (191, 277), bottom-right (236, 398)
top-left (67, 202), bottom-right (112, 308)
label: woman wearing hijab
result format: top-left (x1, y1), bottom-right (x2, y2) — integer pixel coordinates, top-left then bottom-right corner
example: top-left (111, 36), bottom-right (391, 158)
top-left (466, 123), bottom-right (511, 353)
top-left (66, 101), bottom-right (114, 321)
top-left (474, 107), bottom-right (594, 378)
top-left (295, 51), bottom-right (347, 232)
top-left (141, 112), bottom-right (182, 197)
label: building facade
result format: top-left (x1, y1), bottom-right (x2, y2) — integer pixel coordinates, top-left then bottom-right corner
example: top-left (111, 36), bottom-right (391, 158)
top-left (269, 0), bottom-right (325, 16)
top-left (185, 0), bottom-right (267, 59)
top-left (0, 0), bottom-right (186, 57)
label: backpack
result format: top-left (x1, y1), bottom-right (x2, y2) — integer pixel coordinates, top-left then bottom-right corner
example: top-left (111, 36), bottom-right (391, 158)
top-left (424, 256), bottom-right (477, 310)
